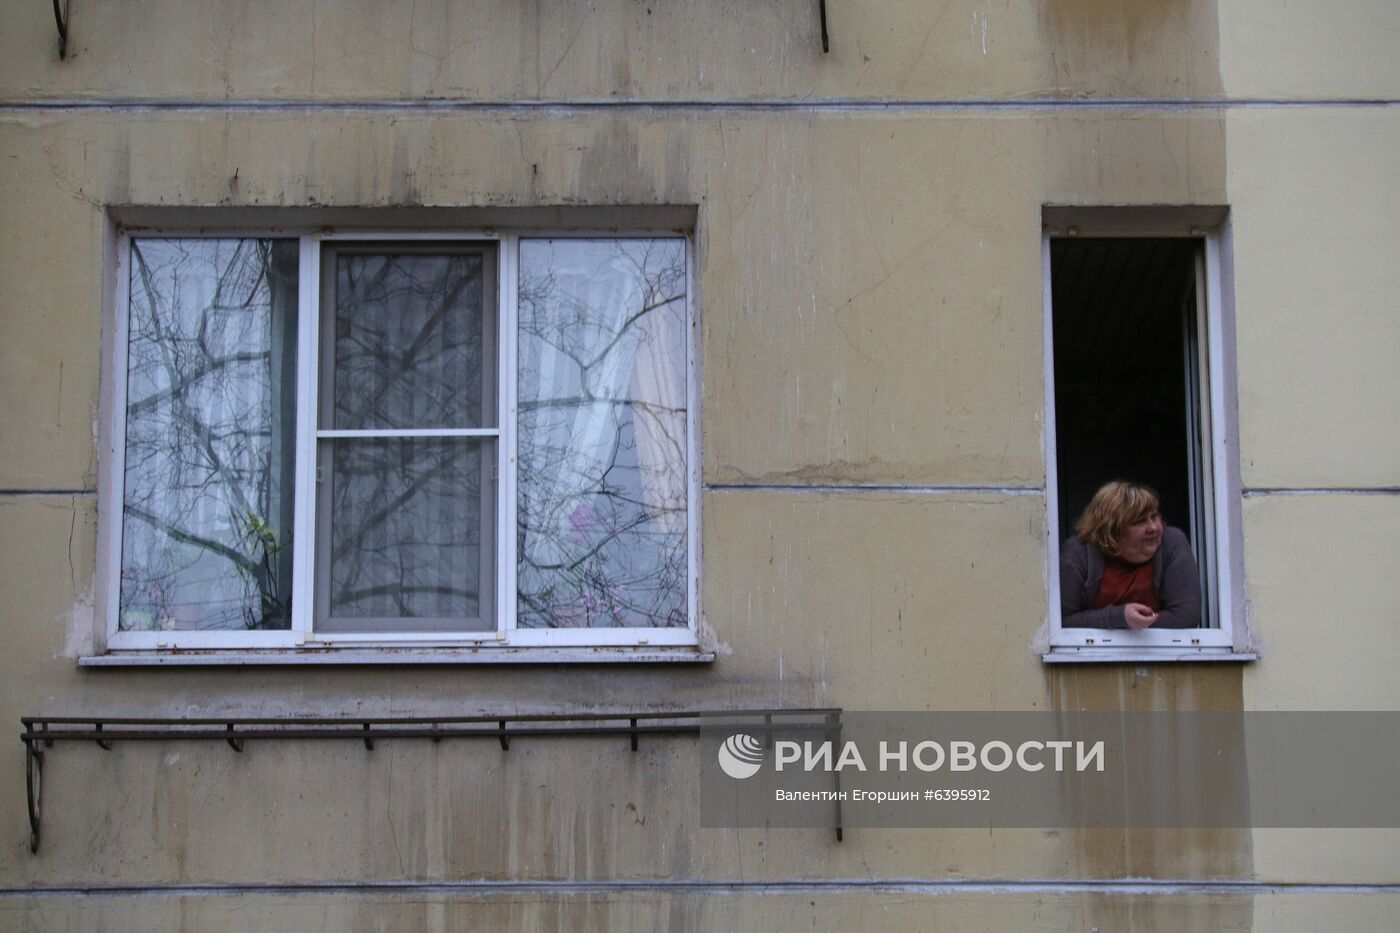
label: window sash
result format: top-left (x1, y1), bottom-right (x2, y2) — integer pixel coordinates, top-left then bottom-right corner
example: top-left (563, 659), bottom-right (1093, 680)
top-left (1043, 231), bottom-right (1242, 653)
top-left (111, 236), bottom-right (301, 641)
top-left (514, 238), bottom-right (691, 631)
top-left (313, 242), bottom-right (499, 636)
top-left (103, 230), bottom-right (699, 652)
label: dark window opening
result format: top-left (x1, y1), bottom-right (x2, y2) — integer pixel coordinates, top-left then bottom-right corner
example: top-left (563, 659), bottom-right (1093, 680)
top-left (1051, 237), bottom-right (1214, 628)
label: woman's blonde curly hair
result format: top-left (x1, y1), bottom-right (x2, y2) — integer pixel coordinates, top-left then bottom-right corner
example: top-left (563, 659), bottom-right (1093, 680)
top-left (1074, 480), bottom-right (1161, 555)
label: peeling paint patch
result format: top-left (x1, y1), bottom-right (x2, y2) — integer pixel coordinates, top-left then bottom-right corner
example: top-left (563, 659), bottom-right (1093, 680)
top-left (59, 579), bottom-right (96, 659)
top-left (971, 12), bottom-right (988, 57)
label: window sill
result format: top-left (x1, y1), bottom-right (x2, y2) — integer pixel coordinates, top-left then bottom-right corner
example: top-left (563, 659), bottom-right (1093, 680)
top-left (79, 646), bottom-right (716, 667)
top-left (1042, 646), bottom-right (1258, 664)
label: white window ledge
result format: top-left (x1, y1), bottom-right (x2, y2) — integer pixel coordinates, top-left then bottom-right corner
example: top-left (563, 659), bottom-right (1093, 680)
top-left (80, 646), bottom-right (716, 667)
top-left (1042, 647), bottom-right (1257, 664)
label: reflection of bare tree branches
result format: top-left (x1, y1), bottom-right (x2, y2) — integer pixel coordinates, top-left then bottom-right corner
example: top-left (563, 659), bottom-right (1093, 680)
top-left (119, 237), bottom-right (688, 635)
top-left (516, 239), bottom-right (688, 629)
top-left (319, 251), bottom-right (489, 624)
top-left (334, 583), bottom-right (471, 607)
top-left (517, 394), bottom-right (683, 412)
top-left (518, 291), bottom-right (683, 385)
top-left (125, 502), bottom-right (257, 571)
top-left (333, 254), bottom-right (484, 430)
top-left (119, 239), bottom-right (297, 631)
top-left (328, 438), bottom-right (480, 618)
top-left (125, 350), bottom-right (272, 418)
top-left (131, 245), bottom-right (254, 521)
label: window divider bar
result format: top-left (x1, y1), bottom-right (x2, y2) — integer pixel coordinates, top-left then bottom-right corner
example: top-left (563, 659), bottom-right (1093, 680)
top-left (501, 235), bottom-right (520, 638)
top-left (1190, 247), bottom-right (1219, 631)
top-left (290, 235), bottom-right (323, 641)
top-left (686, 230), bottom-right (700, 639)
top-left (98, 236), bottom-right (133, 644)
top-left (1203, 235), bottom-right (1240, 648)
top-left (311, 631), bottom-right (499, 644)
top-left (314, 429), bottom-right (501, 438)
top-left (1040, 234), bottom-right (1063, 637)
top-left (317, 231), bottom-right (505, 242)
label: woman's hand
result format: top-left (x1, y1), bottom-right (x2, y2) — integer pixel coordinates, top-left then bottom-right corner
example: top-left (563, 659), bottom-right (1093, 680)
top-left (1124, 603), bottom-right (1158, 630)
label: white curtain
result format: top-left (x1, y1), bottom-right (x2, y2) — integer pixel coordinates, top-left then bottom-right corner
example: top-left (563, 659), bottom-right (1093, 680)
top-left (517, 239), bottom-right (687, 628)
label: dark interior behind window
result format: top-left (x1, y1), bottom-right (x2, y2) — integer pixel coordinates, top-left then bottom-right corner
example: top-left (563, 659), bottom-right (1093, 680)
top-left (1052, 237), bottom-right (1213, 625)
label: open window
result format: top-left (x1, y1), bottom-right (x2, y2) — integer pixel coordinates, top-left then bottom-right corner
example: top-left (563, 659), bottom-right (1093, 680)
top-left (1041, 209), bottom-right (1250, 661)
top-left (95, 225), bottom-right (701, 662)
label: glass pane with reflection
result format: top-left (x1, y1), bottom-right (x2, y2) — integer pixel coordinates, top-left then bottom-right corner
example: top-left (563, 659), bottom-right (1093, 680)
top-left (119, 238), bottom-right (298, 631)
top-left (332, 253), bottom-right (487, 430)
top-left (322, 437), bottom-right (492, 631)
top-left (517, 239), bottom-right (688, 628)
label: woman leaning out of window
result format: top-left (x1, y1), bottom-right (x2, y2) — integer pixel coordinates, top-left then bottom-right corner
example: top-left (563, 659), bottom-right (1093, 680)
top-left (1060, 480), bottom-right (1202, 630)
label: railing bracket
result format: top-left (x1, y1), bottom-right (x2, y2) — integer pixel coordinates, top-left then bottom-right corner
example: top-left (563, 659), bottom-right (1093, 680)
top-left (52, 0), bottom-right (69, 60)
top-left (25, 743), bottom-right (43, 853)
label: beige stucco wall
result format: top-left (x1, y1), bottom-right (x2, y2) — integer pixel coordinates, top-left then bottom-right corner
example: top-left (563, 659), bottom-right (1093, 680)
top-left (1219, 0), bottom-right (1400, 99)
top-left (1225, 106), bottom-right (1400, 887)
top-left (1, 0), bottom-right (1398, 929)
top-left (0, 0), bottom-right (1227, 103)
top-left (0, 108), bottom-right (1245, 879)
top-left (7, 889), bottom-right (1400, 933)
top-left (1227, 109), bottom-right (1400, 491)
top-left (0, 889), bottom-right (1267, 933)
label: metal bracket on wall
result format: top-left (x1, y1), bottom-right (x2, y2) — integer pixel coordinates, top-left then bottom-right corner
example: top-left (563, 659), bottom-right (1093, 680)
top-left (24, 739), bottom-right (44, 854)
top-left (20, 708), bottom-right (843, 852)
top-left (51, 0), bottom-right (69, 60)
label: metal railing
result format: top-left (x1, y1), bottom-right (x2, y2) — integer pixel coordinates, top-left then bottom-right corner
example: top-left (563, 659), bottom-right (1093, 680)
top-left (21, 708), bottom-right (843, 852)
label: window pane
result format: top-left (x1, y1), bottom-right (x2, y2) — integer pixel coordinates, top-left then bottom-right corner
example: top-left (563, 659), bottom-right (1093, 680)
top-left (119, 239), bottom-right (298, 631)
top-left (321, 437), bottom-right (493, 631)
top-left (517, 239), bottom-right (688, 628)
top-left (331, 253), bottom-right (487, 430)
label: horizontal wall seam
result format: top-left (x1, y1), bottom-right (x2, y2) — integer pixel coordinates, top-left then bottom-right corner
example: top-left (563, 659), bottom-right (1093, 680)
top-left (10, 486), bottom-right (1396, 498)
top-left (4, 880), bottom-right (1400, 899)
top-left (0, 489), bottom-right (95, 498)
top-left (1242, 487), bottom-right (1400, 496)
top-left (2, 98), bottom-right (1400, 116)
top-left (706, 484), bottom-right (1043, 495)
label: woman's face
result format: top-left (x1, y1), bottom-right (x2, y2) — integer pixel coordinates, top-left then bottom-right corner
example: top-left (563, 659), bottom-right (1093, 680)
top-left (1116, 509), bottom-right (1163, 564)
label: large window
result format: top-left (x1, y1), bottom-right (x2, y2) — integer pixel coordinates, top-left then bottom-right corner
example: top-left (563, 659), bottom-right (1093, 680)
top-left (1041, 214), bottom-right (1248, 661)
top-left (101, 232), bottom-right (697, 655)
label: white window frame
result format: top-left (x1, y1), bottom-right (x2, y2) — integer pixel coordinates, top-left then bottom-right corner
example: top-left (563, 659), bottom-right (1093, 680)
top-left (1040, 217), bottom-right (1253, 663)
top-left (95, 228), bottom-right (702, 660)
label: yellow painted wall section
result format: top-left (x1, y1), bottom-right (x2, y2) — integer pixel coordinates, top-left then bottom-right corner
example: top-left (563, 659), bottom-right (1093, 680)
top-left (0, 111), bottom-right (1227, 491)
top-left (0, 107), bottom-right (1253, 893)
top-left (1219, 0), bottom-right (1400, 99)
top-left (1226, 109), bottom-right (1400, 489)
top-left (1240, 493), bottom-right (1400, 884)
top-left (0, 888), bottom-right (1267, 933)
top-left (1, 0), bottom-right (1223, 103)
top-left (0, 885), bottom-right (1254, 930)
top-left (1218, 8), bottom-right (1400, 898)
top-left (0, 888), bottom-right (1395, 933)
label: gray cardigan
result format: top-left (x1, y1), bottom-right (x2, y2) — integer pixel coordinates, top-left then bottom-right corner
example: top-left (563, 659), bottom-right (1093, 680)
top-left (1060, 526), bottom-right (1202, 630)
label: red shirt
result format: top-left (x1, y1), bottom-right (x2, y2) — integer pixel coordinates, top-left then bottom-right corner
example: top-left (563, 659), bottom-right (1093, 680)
top-left (1092, 558), bottom-right (1160, 610)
